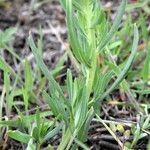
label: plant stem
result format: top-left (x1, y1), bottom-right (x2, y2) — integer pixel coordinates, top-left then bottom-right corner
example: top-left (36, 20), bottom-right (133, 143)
top-left (58, 128), bottom-right (72, 150)
top-left (66, 132), bottom-right (77, 150)
top-left (36, 143), bottom-right (41, 150)
top-left (86, 28), bottom-right (97, 100)
top-left (84, 1), bottom-right (98, 99)
top-left (86, 53), bottom-right (97, 100)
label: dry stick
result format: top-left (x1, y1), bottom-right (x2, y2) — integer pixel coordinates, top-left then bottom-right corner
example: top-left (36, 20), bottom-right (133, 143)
top-left (0, 87), bottom-right (5, 121)
top-left (106, 47), bottom-right (141, 113)
top-left (99, 140), bottom-right (120, 150)
top-left (92, 118), bottom-right (135, 127)
top-left (142, 129), bottom-right (150, 135)
top-left (3, 116), bottom-right (9, 147)
top-left (96, 114), bottom-right (124, 149)
top-left (89, 134), bottom-right (133, 141)
top-left (0, 87), bottom-right (6, 140)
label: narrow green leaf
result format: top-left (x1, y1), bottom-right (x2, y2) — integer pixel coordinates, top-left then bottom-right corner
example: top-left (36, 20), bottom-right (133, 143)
top-left (0, 120), bottom-right (19, 128)
top-left (8, 130), bottom-right (32, 144)
top-left (43, 91), bottom-right (68, 125)
top-left (53, 52), bottom-right (67, 77)
top-left (97, 0), bottom-right (127, 51)
top-left (109, 41), bottom-right (122, 50)
top-left (28, 35), bottom-right (57, 89)
top-left (139, 13), bottom-right (148, 42)
top-left (59, 0), bottom-right (66, 10)
top-left (43, 91), bottom-right (59, 117)
top-left (127, 3), bottom-right (144, 10)
top-left (28, 34), bottom-right (71, 109)
top-left (75, 87), bottom-right (87, 130)
top-left (4, 46), bottom-right (21, 61)
top-left (97, 24), bottom-right (139, 102)
top-left (133, 89), bottom-right (150, 95)
top-left (43, 123), bottom-right (63, 142)
top-left (4, 69), bottom-right (10, 96)
top-left (142, 43), bottom-right (150, 80)
top-left (94, 71), bottom-right (114, 101)
top-left (0, 56), bottom-right (22, 83)
top-left (22, 87), bottom-right (29, 112)
top-left (74, 138), bottom-right (90, 150)
top-left (66, 69), bottom-right (73, 101)
top-left (36, 110), bottom-right (41, 129)
top-left (143, 117), bottom-right (150, 129)
top-left (24, 59), bottom-right (33, 92)
top-left (96, 114), bottom-right (123, 148)
top-left (0, 27), bottom-right (17, 47)
top-left (78, 107), bottom-right (94, 142)
top-left (0, 111), bottom-right (52, 128)
top-left (66, 0), bottom-right (91, 67)
top-left (37, 26), bottom-right (43, 55)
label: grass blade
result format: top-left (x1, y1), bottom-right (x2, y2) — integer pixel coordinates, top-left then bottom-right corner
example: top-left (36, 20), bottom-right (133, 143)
top-left (97, 24), bottom-right (139, 102)
top-left (28, 34), bottom-right (71, 108)
top-left (7, 130), bottom-right (32, 144)
top-left (97, 0), bottom-right (127, 52)
top-left (43, 123), bottom-right (63, 142)
top-left (24, 59), bottom-right (33, 92)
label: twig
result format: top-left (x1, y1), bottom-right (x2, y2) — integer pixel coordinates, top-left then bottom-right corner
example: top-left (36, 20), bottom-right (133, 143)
top-left (99, 140), bottom-right (120, 150)
top-left (96, 114), bottom-right (124, 149)
top-left (0, 87), bottom-right (5, 121)
top-left (92, 118), bottom-right (134, 127)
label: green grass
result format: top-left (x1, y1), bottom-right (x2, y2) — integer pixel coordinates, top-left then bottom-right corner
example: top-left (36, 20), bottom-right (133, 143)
top-left (0, 0), bottom-right (149, 149)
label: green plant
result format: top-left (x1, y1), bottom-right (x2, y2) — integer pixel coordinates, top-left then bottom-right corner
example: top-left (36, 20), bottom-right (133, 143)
top-left (0, 107), bottom-right (59, 149)
top-left (1, 0), bottom-right (148, 149)
top-left (0, 27), bottom-right (21, 60)
top-left (125, 115), bottom-right (150, 149)
top-left (27, 0), bottom-right (140, 149)
top-left (0, 28), bottom-right (66, 149)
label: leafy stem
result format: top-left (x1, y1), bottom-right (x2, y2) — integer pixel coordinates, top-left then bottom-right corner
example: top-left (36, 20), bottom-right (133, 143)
top-left (85, 7), bottom-right (97, 100)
